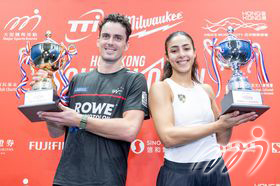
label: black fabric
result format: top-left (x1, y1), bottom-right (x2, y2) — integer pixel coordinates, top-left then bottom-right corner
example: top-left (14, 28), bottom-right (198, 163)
top-left (156, 158), bottom-right (231, 186)
top-left (53, 68), bottom-right (150, 186)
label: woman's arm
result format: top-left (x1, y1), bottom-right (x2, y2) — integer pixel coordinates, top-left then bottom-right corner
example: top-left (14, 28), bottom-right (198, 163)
top-left (149, 82), bottom-right (257, 148)
top-left (201, 84), bottom-right (232, 146)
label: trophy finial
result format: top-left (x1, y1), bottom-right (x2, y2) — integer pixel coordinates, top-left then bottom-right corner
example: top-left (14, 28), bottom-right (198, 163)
top-left (227, 26), bottom-right (234, 34)
top-left (45, 30), bottom-right (52, 38)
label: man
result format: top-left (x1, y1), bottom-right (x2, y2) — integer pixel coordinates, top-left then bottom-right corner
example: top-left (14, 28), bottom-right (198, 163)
top-left (37, 13), bottom-right (150, 186)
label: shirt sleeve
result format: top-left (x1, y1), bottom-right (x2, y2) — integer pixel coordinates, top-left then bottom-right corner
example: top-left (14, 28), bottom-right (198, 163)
top-left (123, 73), bottom-right (150, 120)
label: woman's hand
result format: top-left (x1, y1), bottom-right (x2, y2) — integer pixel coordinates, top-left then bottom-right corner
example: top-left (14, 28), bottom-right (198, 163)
top-left (216, 111), bottom-right (258, 131)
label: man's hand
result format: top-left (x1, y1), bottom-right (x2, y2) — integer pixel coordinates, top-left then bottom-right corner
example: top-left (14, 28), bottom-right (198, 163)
top-left (38, 103), bottom-right (81, 128)
top-left (30, 69), bottom-right (53, 87)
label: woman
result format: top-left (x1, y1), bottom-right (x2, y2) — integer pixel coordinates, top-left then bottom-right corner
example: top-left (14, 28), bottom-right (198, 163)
top-left (149, 31), bottom-right (257, 186)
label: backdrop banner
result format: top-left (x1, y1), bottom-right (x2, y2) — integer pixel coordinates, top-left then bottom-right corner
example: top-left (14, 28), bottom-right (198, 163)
top-left (0, 0), bottom-right (279, 185)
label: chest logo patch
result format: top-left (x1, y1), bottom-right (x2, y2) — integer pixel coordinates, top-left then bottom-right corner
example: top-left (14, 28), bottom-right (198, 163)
top-left (112, 87), bottom-right (124, 95)
top-left (74, 87), bottom-right (88, 93)
top-left (178, 94), bottom-right (186, 103)
top-left (142, 91), bottom-right (148, 108)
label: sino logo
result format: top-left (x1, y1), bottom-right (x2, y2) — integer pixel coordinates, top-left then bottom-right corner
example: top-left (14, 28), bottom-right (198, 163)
top-left (131, 139), bottom-right (145, 154)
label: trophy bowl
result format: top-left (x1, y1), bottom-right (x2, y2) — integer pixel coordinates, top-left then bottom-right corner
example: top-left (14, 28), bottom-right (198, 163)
top-left (218, 39), bottom-right (252, 68)
top-left (218, 39), bottom-right (254, 91)
top-left (30, 42), bottom-right (63, 91)
top-left (31, 42), bottom-right (62, 71)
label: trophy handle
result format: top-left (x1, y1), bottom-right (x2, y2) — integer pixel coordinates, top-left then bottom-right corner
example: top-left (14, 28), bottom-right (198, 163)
top-left (203, 39), bottom-right (212, 55)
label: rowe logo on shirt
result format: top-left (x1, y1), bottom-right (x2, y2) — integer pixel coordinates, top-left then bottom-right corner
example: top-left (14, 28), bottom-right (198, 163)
top-left (74, 102), bottom-right (115, 119)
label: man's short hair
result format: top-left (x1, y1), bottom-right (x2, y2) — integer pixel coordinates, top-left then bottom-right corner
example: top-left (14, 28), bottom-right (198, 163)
top-left (99, 13), bottom-right (132, 42)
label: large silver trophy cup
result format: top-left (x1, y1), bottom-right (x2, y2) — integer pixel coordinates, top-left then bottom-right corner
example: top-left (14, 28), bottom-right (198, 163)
top-left (217, 27), bottom-right (270, 116)
top-left (17, 31), bottom-right (76, 122)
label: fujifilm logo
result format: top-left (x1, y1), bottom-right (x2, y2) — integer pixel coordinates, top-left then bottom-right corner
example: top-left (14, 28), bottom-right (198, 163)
top-left (65, 9), bottom-right (184, 43)
top-left (29, 141), bottom-right (64, 151)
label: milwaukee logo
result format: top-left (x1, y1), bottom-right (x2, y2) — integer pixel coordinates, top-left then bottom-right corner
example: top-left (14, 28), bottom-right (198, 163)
top-left (129, 11), bottom-right (183, 30)
top-left (128, 11), bottom-right (184, 38)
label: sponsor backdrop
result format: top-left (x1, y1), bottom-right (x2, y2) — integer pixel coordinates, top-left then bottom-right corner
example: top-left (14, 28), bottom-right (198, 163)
top-left (0, 0), bottom-right (279, 185)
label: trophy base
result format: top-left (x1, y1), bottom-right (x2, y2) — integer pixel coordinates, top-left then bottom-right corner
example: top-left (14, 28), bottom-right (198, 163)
top-left (18, 101), bottom-right (61, 122)
top-left (221, 103), bottom-right (270, 116)
top-left (221, 90), bottom-right (270, 116)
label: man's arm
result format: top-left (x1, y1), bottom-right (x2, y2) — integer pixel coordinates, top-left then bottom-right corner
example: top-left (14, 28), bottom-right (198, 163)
top-left (45, 120), bottom-right (65, 138)
top-left (39, 103), bottom-right (144, 142)
top-left (86, 110), bottom-right (144, 142)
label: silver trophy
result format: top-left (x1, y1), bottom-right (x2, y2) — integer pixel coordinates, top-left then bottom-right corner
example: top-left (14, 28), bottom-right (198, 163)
top-left (17, 31), bottom-right (76, 122)
top-left (217, 27), bottom-right (270, 116)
